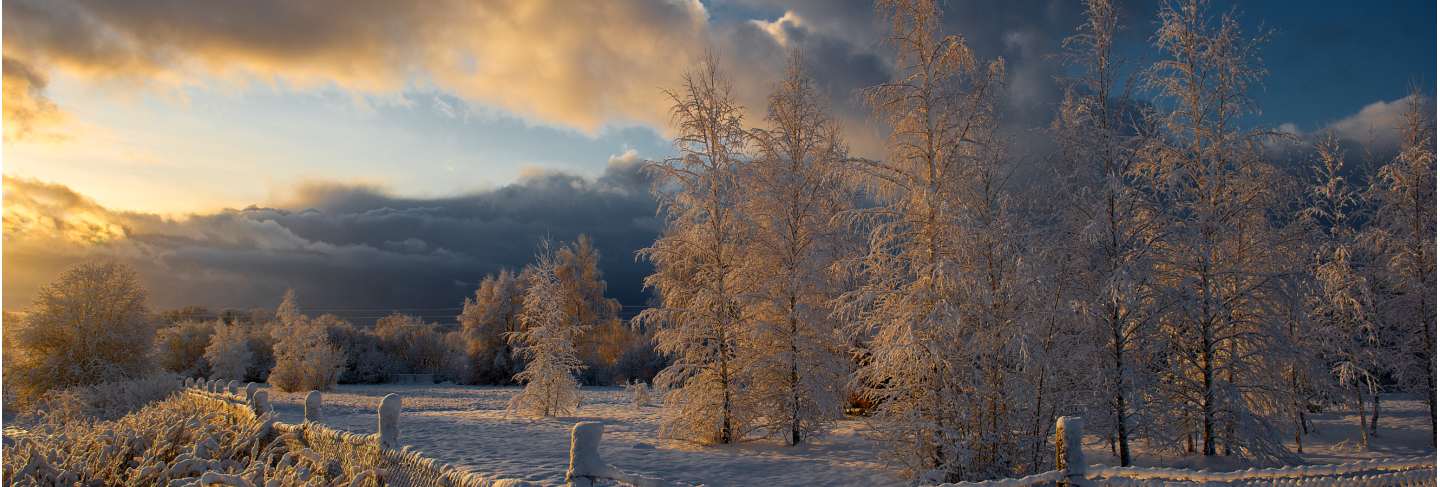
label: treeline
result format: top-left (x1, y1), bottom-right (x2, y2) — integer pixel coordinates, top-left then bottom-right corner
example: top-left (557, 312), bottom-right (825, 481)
top-left (4, 234), bottom-right (661, 410)
top-left (150, 235), bottom-right (661, 391)
top-left (631, 0), bottom-right (1435, 482)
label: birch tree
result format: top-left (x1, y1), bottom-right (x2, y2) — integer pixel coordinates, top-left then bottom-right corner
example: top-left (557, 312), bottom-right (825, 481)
top-left (837, 0), bottom-right (1026, 479)
top-left (741, 56), bottom-right (851, 446)
top-left (1303, 134), bottom-right (1382, 448)
top-left (1145, 0), bottom-right (1291, 458)
top-left (1368, 88), bottom-right (1437, 432)
top-left (635, 54), bottom-right (755, 444)
top-left (1053, 0), bottom-right (1162, 466)
top-left (509, 245), bottom-right (586, 418)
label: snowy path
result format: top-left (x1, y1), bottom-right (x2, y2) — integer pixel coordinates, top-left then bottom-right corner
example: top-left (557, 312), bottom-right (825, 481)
top-left (268, 384), bottom-right (902, 486)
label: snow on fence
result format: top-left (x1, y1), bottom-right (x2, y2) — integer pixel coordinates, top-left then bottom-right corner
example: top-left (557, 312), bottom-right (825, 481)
top-left (183, 381), bottom-right (665, 486)
top-left (931, 416), bottom-right (1436, 487)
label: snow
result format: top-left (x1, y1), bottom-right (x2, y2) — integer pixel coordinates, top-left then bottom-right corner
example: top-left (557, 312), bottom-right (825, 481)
top-left (268, 384), bottom-right (901, 486)
top-left (263, 385), bottom-right (1434, 486)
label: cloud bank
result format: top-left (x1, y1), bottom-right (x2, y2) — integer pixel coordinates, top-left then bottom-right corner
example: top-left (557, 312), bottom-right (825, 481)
top-left (3, 157), bottom-right (661, 319)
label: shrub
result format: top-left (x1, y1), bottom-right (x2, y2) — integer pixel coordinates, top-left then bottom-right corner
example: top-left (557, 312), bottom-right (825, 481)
top-left (154, 320), bottom-right (214, 377)
top-left (7, 262), bottom-right (154, 408)
top-left (24, 372), bottom-right (181, 423)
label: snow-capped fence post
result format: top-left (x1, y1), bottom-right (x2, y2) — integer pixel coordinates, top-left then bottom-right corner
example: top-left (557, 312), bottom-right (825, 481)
top-left (1056, 416), bottom-right (1088, 487)
top-left (378, 393), bottom-right (401, 449)
top-left (567, 422), bottom-right (606, 487)
top-left (250, 389), bottom-right (270, 415)
top-left (566, 421), bottom-right (663, 487)
top-left (304, 391), bottom-right (322, 423)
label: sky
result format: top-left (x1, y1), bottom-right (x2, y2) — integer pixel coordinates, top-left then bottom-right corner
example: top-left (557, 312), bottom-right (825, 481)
top-left (2, 0), bottom-right (1435, 319)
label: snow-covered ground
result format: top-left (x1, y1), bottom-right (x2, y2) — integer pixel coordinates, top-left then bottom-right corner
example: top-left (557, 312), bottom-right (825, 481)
top-left (268, 384), bottom-right (900, 486)
top-left (268, 385), bottom-right (1435, 486)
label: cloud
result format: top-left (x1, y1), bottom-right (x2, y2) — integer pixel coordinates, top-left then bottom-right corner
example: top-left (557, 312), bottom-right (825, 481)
top-left (2, 56), bottom-right (65, 141)
top-left (2, 161), bottom-right (661, 320)
top-left (1268, 94), bottom-right (1433, 161)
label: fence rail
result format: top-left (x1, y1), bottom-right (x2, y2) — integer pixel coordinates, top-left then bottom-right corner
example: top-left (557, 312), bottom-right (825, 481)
top-left (181, 378), bottom-right (661, 487)
top-left (927, 415), bottom-right (1436, 487)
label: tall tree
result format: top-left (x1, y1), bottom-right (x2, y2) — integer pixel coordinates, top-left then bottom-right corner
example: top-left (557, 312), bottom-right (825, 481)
top-left (1305, 133), bottom-right (1382, 448)
top-left (1053, 0), bottom-right (1162, 466)
top-left (1368, 88), bottom-right (1437, 432)
top-left (1145, 0), bottom-right (1290, 458)
top-left (635, 53), bottom-right (755, 445)
top-left (741, 55), bottom-right (852, 446)
top-left (838, 0), bottom-right (1020, 479)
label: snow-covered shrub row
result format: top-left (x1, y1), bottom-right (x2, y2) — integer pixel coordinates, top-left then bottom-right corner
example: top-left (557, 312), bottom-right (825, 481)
top-left (2, 391), bottom-right (349, 486)
top-left (23, 372), bottom-right (182, 423)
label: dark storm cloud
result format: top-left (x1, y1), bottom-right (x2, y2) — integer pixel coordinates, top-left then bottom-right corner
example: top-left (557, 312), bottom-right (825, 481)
top-left (3, 158), bottom-right (660, 318)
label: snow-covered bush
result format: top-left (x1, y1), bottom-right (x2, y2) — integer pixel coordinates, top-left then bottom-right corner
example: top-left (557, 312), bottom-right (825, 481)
top-left (626, 380), bottom-right (651, 409)
top-left (267, 290), bottom-right (344, 393)
top-left (154, 320), bottom-right (215, 377)
top-left (203, 322), bottom-right (253, 381)
top-left (25, 372), bottom-right (181, 423)
top-left (508, 247), bottom-right (585, 418)
top-left (7, 261), bottom-right (155, 409)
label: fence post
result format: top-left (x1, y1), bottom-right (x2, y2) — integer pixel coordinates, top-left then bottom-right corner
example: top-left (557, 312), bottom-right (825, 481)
top-left (1056, 416), bottom-right (1087, 487)
top-left (244, 383), bottom-right (258, 404)
top-left (379, 394), bottom-right (401, 449)
top-left (250, 390), bottom-right (270, 415)
top-left (305, 391), bottom-right (322, 423)
top-left (567, 422), bottom-right (606, 487)
top-left (227, 380), bottom-right (240, 396)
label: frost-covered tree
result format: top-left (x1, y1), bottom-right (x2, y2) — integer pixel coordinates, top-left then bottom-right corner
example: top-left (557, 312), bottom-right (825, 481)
top-left (267, 290), bottom-right (344, 392)
top-left (8, 261), bottom-right (153, 407)
top-left (839, 0), bottom-right (1035, 479)
top-left (740, 55), bottom-right (851, 446)
top-left (1053, 0), bottom-right (1163, 466)
top-left (509, 246), bottom-right (585, 418)
top-left (635, 53), bottom-right (755, 445)
top-left (459, 269), bottom-right (528, 384)
top-left (205, 321), bottom-right (253, 381)
top-left (1144, 0), bottom-right (1291, 459)
top-left (556, 235), bottom-right (633, 385)
top-left (1368, 88), bottom-right (1437, 431)
top-left (1304, 134), bottom-right (1382, 448)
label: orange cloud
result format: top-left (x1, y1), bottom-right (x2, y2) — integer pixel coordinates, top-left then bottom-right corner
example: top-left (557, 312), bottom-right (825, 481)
top-left (3, 0), bottom-right (712, 135)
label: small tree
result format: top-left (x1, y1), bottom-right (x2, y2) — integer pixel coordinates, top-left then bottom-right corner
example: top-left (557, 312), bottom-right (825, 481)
top-left (8, 261), bottom-right (153, 407)
top-left (205, 321), bottom-right (254, 381)
top-left (267, 290), bottom-right (344, 392)
top-left (508, 246), bottom-right (585, 418)
top-left (458, 269), bottom-right (528, 384)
